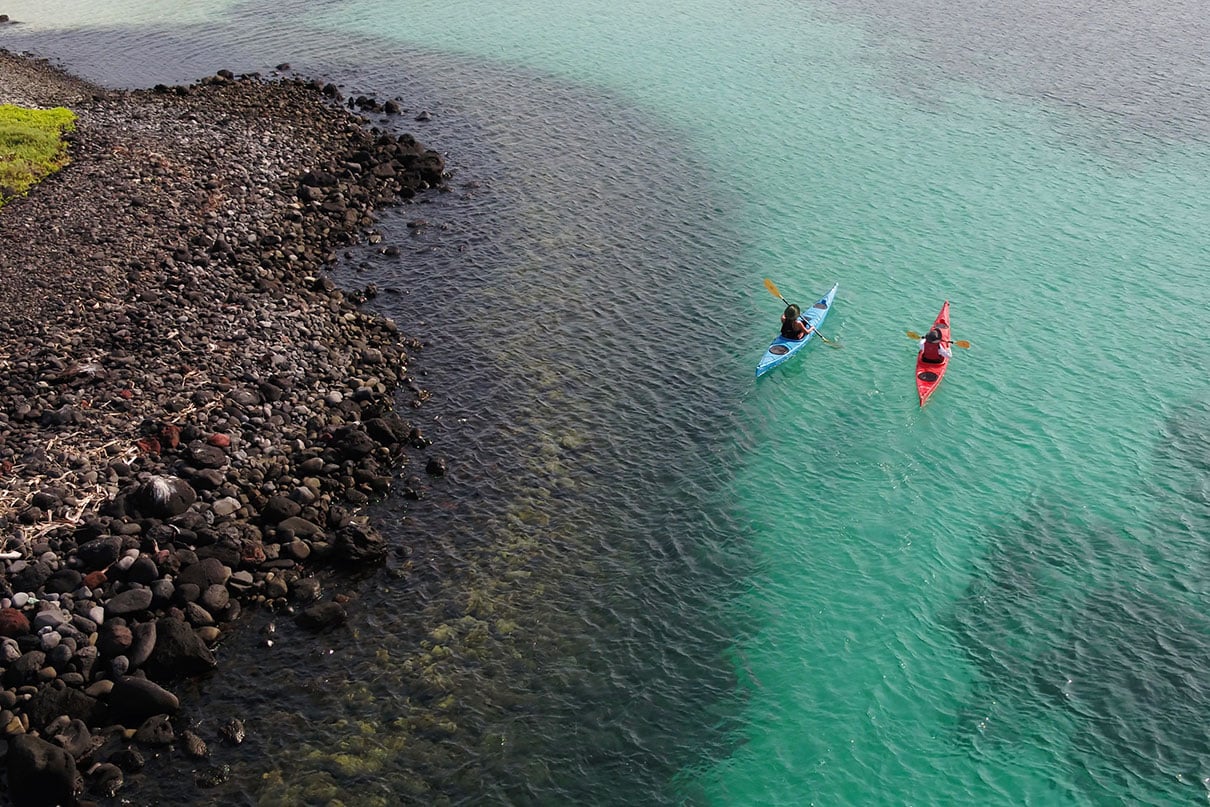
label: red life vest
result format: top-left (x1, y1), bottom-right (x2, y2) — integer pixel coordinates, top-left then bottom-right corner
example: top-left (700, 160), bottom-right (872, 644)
top-left (921, 339), bottom-right (945, 362)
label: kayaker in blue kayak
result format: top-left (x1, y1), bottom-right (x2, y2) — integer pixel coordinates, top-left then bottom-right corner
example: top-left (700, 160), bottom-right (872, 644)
top-left (919, 327), bottom-right (952, 364)
top-left (780, 304), bottom-right (815, 340)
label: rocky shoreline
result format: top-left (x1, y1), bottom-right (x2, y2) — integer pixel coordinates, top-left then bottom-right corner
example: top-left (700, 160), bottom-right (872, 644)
top-left (0, 49), bottom-right (446, 804)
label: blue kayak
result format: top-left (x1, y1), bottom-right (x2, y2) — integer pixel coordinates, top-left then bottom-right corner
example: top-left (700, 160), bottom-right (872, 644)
top-left (755, 282), bottom-right (838, 377)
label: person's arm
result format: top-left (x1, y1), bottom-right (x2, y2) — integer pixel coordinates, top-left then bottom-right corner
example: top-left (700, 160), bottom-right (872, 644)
top-left (940, 345), bottom-right (952, 358)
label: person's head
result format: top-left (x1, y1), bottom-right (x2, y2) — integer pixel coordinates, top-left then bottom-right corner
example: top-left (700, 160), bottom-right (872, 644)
top-left (926, 327), bottom-right (942, 342)
top-left (784, 304), bottom-right (801, 321)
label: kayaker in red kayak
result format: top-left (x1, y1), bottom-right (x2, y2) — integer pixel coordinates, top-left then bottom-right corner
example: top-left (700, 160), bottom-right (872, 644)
top-left (780, 304), bottom-right (815, 340)
top-left (919, 327), bottom-right (952, 364)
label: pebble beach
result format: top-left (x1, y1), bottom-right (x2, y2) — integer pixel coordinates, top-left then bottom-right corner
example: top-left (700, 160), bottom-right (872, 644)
top-left (0, 47), bottom-right (446, 804)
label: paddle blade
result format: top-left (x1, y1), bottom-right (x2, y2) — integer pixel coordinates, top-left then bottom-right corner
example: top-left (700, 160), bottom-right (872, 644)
top-left (954, 340), bottom-right (971, 349)
top-left (906, 330), bottom-right (922, 339)
top-left (763, 278), bottom-right (783, 299)
top-left (810, 329), bottom-right (837, 347)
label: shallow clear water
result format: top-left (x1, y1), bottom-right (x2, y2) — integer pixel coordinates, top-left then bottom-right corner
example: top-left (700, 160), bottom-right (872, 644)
top-left (3, 0), bottom-right (1209, 803)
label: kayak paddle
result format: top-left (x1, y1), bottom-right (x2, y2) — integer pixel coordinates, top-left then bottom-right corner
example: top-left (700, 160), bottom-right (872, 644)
top-left (763, 278), bottom-right (841, 347)
top-left (906, 330), bottom-right (970, 348)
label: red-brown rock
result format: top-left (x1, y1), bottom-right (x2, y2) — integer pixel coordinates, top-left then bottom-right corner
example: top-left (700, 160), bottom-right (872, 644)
top-left (0, 607), bottom-right (30, 637)
top-left (159, 423), bottom-right (181, 449)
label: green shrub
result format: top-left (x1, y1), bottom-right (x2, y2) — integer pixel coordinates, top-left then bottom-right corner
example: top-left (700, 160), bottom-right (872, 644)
top-left (0, 104), bottom-right (76, 207)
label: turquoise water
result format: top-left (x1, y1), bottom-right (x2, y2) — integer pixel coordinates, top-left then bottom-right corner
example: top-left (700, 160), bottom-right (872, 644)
top-left (4, 0), bottom-right (1210, 803)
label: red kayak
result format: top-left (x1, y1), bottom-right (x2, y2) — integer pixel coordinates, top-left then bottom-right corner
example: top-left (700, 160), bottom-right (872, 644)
top-left (915, 301), bottom-right (951, 406)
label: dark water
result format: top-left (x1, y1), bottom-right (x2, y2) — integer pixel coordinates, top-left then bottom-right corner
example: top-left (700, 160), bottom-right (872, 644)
top-left (3, 18), bottom-right (767, 806)
top-left (820, 0), bottom-right (1210, 144)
